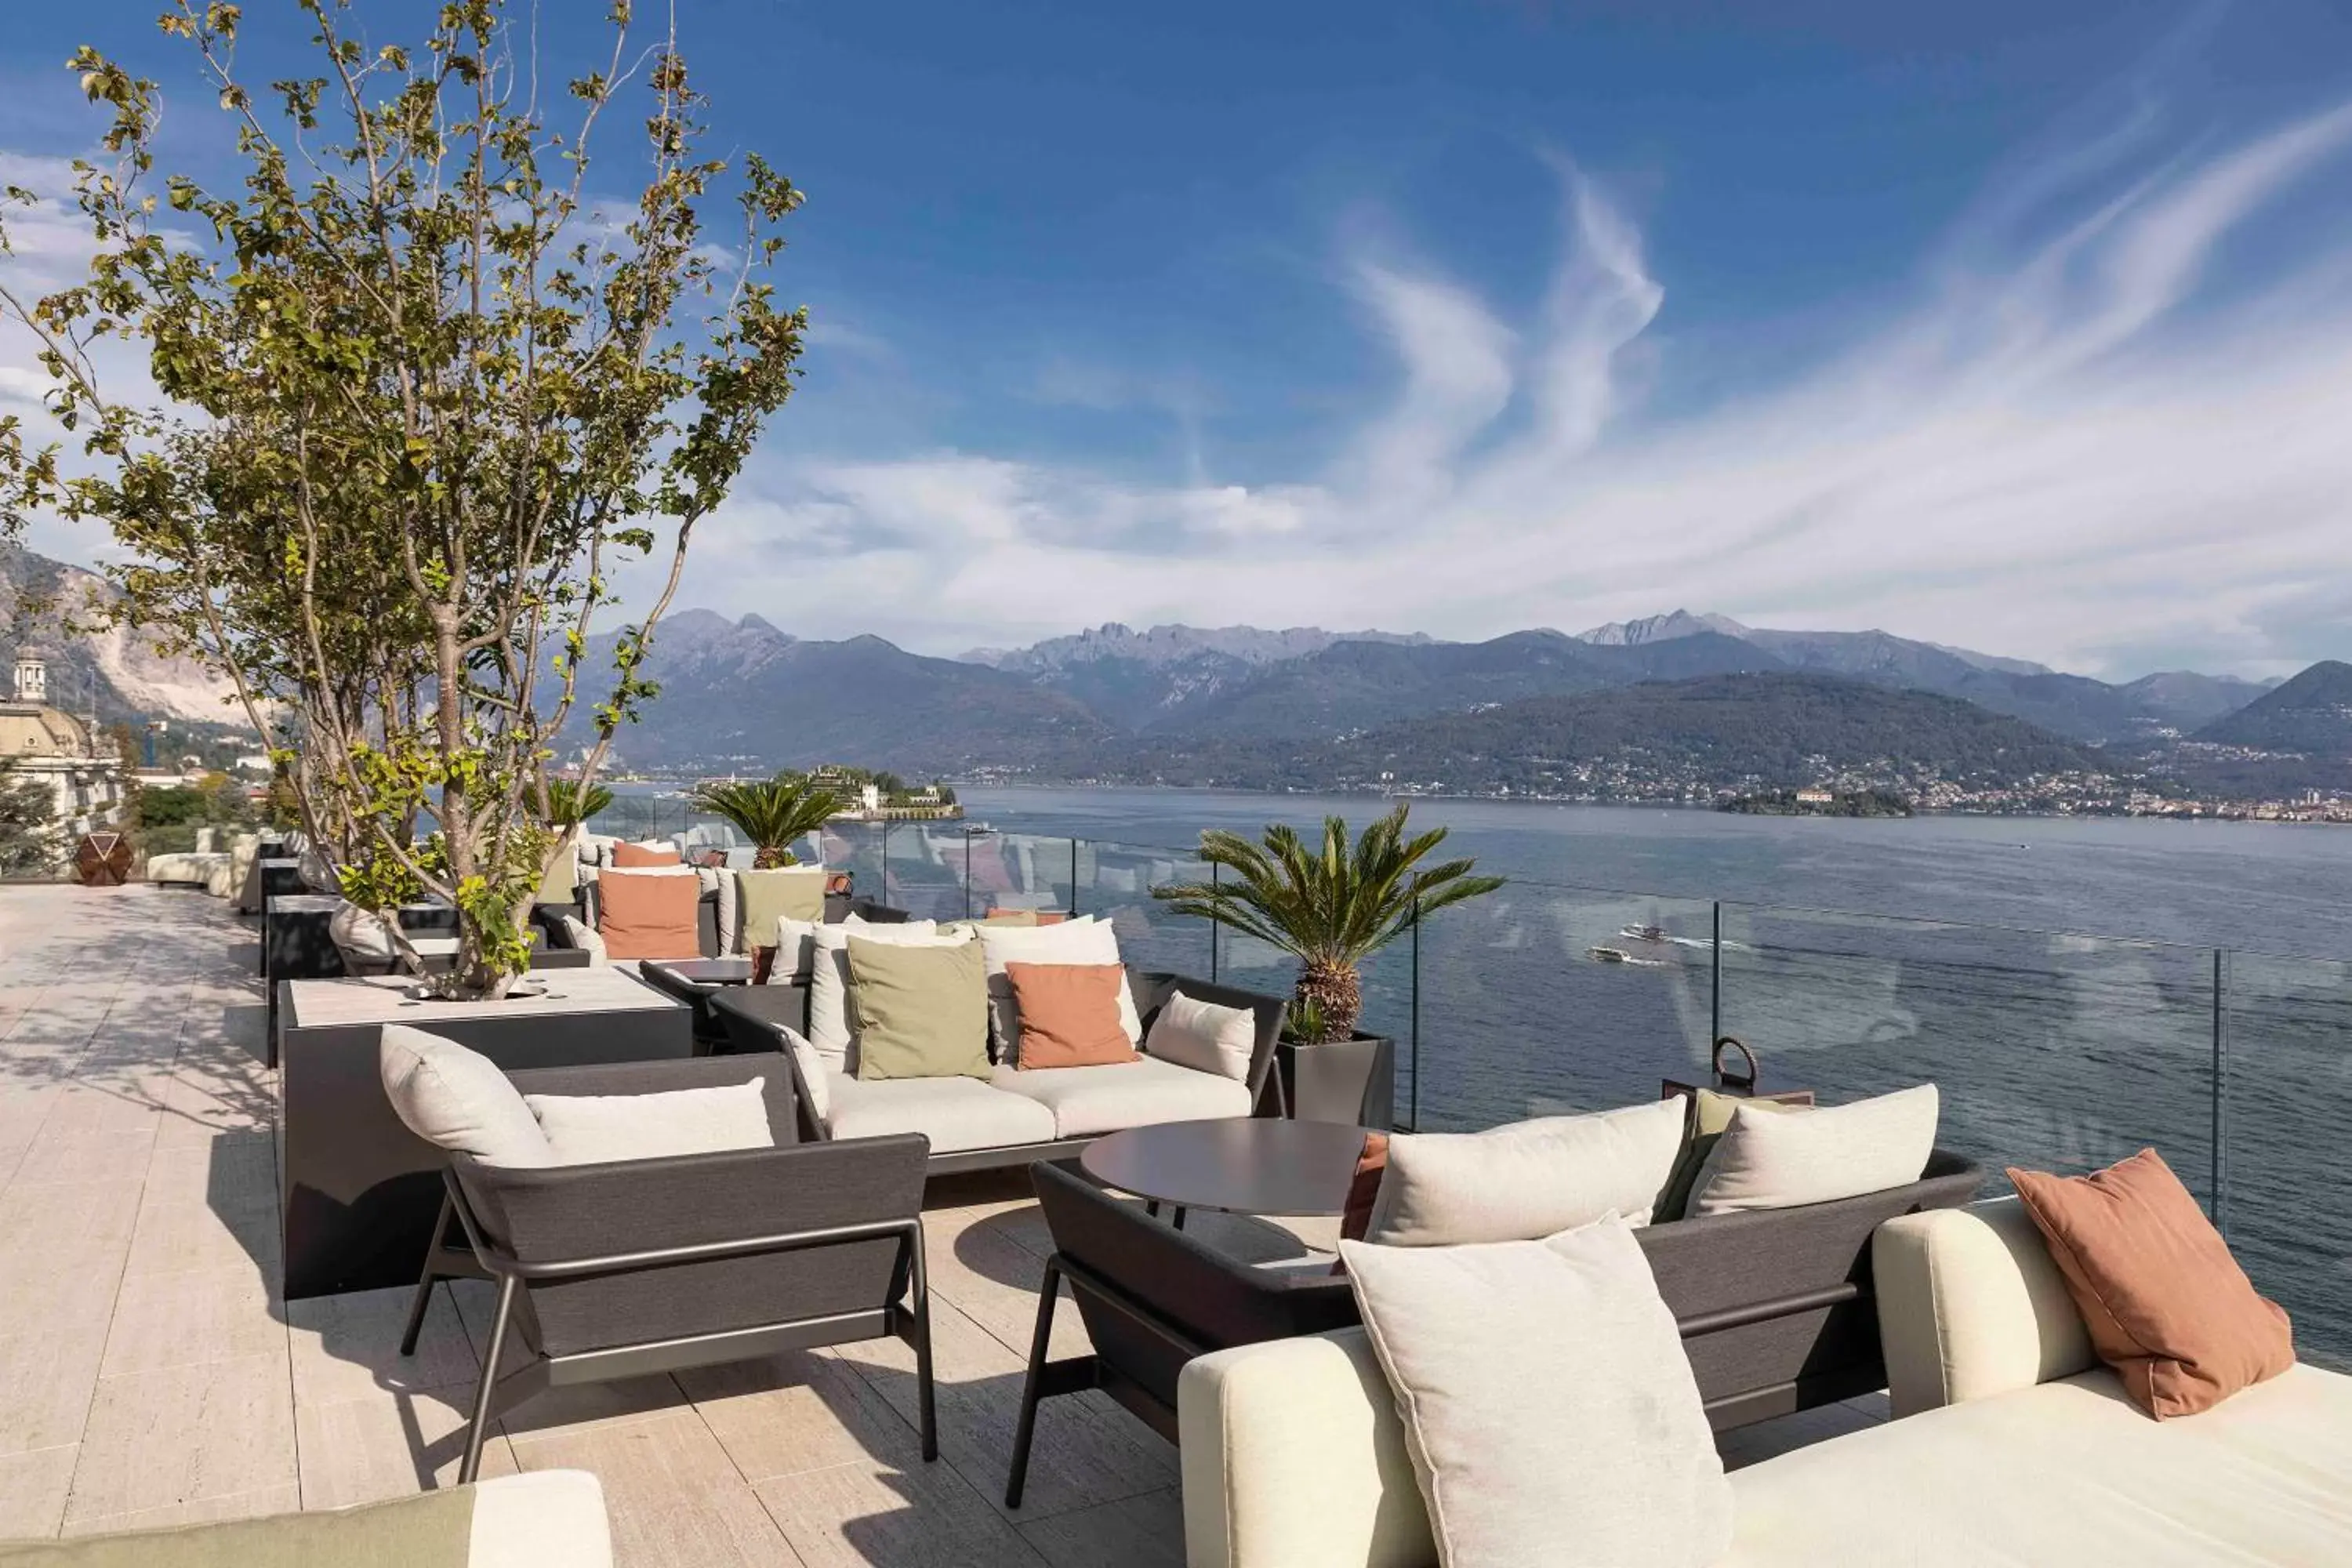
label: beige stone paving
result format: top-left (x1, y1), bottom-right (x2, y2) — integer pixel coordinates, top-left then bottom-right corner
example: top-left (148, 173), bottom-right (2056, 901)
top-left (0, 881), bottom-right (1875, 1563)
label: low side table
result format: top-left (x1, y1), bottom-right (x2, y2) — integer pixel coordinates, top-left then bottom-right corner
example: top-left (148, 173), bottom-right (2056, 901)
top-left (1079, 1118), bottom-right (1372, 1229)
top-left (638, 956), bottom-right (755, 1049)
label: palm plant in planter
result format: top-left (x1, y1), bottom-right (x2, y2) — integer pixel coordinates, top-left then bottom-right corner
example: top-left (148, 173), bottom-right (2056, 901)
top-left (691, 776), bottom-right (842, 867)
top-left (544, 781), bottom-right (615, 830)
top-left (1154, 803), bottom-right (1503, 1044)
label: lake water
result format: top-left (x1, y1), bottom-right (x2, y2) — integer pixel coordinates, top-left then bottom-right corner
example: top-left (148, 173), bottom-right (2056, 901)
top-left (949, 786), bottom-right (2352, 1367)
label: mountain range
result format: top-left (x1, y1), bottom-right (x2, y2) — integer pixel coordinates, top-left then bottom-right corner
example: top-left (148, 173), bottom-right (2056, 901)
top-left (1, 531), bottom-right (2335, 800)
top-left (0, 546), bottom-right (239, 727)
top-left (557, 606), bottom-right (2332, 793)
top-left (946, 610), bottom-right (2276, 746)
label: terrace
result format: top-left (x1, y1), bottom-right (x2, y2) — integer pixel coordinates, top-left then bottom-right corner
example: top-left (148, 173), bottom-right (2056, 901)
top-left (6, 818), bottom-right (2347, 1563)
top-left (1, 881), bottom-right (1885, 1562)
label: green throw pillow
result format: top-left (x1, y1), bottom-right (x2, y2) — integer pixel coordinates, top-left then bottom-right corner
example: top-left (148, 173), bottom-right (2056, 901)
top-left (848, 937), bottom-right (992, 1081)
top-left (536, 851), bottom-right (580, 906)
top-left (737, 867), bottom-right (829, 950)
top-left (1658, 1089), bottom-right (1807, 1221)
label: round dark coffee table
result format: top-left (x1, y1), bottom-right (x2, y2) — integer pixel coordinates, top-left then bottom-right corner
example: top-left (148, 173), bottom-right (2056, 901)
top-left (1080, 1118), bottom-right (1373, 1225)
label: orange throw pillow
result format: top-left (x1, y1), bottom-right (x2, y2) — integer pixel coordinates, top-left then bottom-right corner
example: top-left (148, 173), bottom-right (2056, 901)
top-left (1004, 963), bottom-right (1138, 1069)
top-left (610, 840), bottom-right (675, 868)
top-left (2008, 1148), bottom-right (2293, 1418)
top-left (596, 869), bottom-right (702, 960)
top-left (1341, 1132), bottom-right (1388, 1243)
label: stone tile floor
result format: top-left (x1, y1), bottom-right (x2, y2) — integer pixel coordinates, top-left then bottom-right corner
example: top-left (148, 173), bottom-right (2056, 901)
top-left (0, 882), bottom-right (1878, 1563)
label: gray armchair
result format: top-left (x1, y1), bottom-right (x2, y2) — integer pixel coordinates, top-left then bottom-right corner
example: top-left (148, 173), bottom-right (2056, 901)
top-left (397, 1056), bottom-right (935, 1483)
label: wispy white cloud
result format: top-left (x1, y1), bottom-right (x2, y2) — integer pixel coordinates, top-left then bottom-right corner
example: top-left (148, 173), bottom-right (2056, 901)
top-left (652, 93), bottom-right (2352, 677)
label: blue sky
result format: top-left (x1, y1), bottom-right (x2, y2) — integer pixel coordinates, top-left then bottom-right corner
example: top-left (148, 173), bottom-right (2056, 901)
top-left (5, 1), bottom-right (2352, 676)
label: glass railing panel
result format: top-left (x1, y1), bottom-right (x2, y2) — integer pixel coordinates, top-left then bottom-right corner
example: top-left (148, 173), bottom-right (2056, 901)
top-left (1080, 839), bottom-right (1216, 978)
top-left (1412, 880), bottom-right (1718, 1132)
top-left (818, 822), bottom-right (886, 902)
top-left (874, 819), bottom-right (970, 924)
top-left (1718, 903), bottom-right (2217, 1204)
top-left (2222, 948), bottom-right (2352, 1372)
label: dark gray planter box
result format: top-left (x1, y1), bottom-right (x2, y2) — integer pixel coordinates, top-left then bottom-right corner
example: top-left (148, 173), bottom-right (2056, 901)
top-left (1276, 1033), bottom-right (1395, 1130)
top-left (278, 971), bottom-right (694, 1298)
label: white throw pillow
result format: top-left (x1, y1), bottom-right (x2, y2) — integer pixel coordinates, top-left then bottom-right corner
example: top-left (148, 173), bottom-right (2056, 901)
top-left (378, 1023), bottom-right (554, 1167)
top-left (778, 1023), bottom-right (831, 1126)
top-left (1145, 988), bottom-right (1256, 1082)
top-left (695, 866), bottom-right (739, 954)
top-left (1363, 1098), bottom-right (1687, 1246)
top-left (975, 917), bottom-right (1142, 1062)
top-left (806, 918), bottom-right (964, 1072)
top-left (1338, 1218), bottom-right (1733, 1568)
top-left (1686, 1083), bottom-right (1939, 1218)
top-left (766, 913), bottom-right (824, 985)
top-left (524, 1079), bottom-right (773, 1165)
top-left (559, 915), bottom-right (608, 966)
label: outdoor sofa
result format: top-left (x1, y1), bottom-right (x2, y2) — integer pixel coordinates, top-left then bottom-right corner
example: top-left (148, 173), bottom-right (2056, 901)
top-left (711, 967), bottom-right (1291, 1176)
top-left (1177, 1192), bottom-right (2352, 1566)
top-left (1004, 1146), bottom-right (1982, 1507)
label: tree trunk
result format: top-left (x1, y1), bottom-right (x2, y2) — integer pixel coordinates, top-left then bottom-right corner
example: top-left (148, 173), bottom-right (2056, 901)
top-left (1295, 960), bottom-right (1362, 1044)
top-left (754, 844), bottom-right (786, 869)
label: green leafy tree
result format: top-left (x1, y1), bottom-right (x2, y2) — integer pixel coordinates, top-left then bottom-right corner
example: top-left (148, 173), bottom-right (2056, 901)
top-left (0, 760), bottom-right (60, 876)
top-left (1152, 803), bottom-right (1504, 1043)
top-left (692, 775), bottom-right (840, 867)
top-left (0, 0), bottom-right (807, 996)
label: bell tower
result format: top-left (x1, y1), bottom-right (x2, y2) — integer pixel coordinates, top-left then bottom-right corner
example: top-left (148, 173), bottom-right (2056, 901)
top-left (12, 652), bottom-right (45, 706)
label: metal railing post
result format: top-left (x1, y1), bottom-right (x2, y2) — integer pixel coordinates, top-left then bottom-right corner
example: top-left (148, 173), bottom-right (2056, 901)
top-left (879, 820), bottom-right (891, 906)
top-left (1208, 862), bottom-right (1220, 982)
top-left (962, 833), bottom-right (973, 921)
top-left (1710, 901), bottom-right (1724, 1044)
top-left (1409, 898), bottom-right (1422, 1133)
top-left (1069, 836), bottom-right (1080, 916)
top-left (2211, 948), bottom-right (2229, 1233)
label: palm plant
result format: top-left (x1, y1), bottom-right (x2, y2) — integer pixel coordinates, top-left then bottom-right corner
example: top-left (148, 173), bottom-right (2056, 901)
top-left (1153, 804), bottom-right (1503, 1044)
top-left (692, 775), bottom-right (842, 868)
top-left (543, 779), bottom-right (614, 828)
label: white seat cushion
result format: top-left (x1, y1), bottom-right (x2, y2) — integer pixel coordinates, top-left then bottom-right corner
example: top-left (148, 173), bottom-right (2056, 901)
top-left (525, 1080), bottom-right (773, 1165)
top-left (824, 1072), bottom-right (1057, 1153)
top-left (989, 1055), bottom-right (1252, 1138)
top-left (1363, 1098), bottom-right (1688, 1246)
top-left (1726, 1364), bottom-right (2352, 1565)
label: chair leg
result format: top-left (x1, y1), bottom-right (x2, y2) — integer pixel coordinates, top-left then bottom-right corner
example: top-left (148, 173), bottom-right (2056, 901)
top-left (1171, 1207), bottom-right (1188, 1232)
top-left (399, 1193), bottom-right (454, 1356)
top-left (909, 1222), bottom-right (938, 1465)
top-left (1005, 1257), bottom-right (1062, 1508)
top-left (1144, 1200), bottom-right (1160, 1220)
top-left (459, 1272), bottom-right (520, 1486)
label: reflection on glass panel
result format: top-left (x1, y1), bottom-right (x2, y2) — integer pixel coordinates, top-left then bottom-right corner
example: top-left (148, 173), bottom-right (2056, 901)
top-left (1720, 905), bottom-right (2216, 1206)
top-left (866, 819), bottom-right (967, 924)
top-left (2224, 949), bottom-right (2352, 1372)
top-left (1414, 883), bottom-right (1715, 1132)
top-left (1083, 840), bottom-right (1215, 979)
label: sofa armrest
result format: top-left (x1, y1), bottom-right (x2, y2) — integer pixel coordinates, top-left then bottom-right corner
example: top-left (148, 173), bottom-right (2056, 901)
top-left (1873, 1196), bottom-right (2096, 1416)
top-left (470, 1471), bottom-right (611, 1568)
top-left (1178, 1329), bottom-right (1435, 1568)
